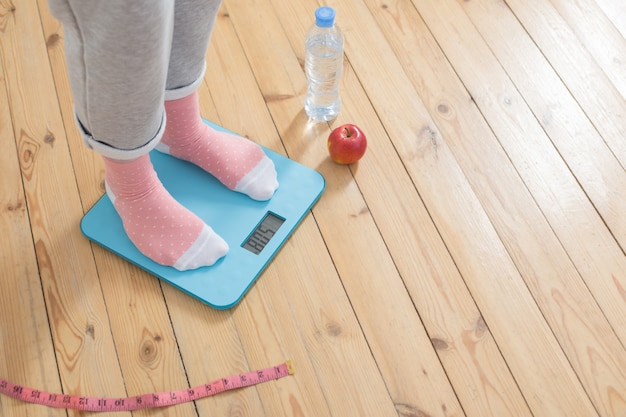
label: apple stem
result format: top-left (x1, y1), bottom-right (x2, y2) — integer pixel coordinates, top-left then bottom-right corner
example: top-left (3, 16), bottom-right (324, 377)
top-left (344, 127), bottom-right (352, 137)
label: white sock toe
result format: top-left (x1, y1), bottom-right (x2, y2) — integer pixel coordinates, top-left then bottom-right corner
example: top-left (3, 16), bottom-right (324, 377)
top-left (173, 224), bottom-right (229, 271)
top-left (234, 156), bottom-right (279, 201)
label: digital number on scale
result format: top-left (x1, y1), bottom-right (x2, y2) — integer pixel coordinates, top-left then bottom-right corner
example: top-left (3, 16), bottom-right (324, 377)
top-left (241, 212), bottom-right (285, 255)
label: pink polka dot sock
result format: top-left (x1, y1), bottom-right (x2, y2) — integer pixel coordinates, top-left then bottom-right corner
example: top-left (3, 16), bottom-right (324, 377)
top-left (103, 154), bottom-right (229, 271)
top-left (156, 92), bottom-right (278, 201)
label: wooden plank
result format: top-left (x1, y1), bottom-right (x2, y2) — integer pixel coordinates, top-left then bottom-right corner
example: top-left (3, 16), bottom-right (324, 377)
top-left (94, 252), bottom-right (201, 417)
top-left (455, 0), bottom-right (626, 339)
top-left (502, 0), bottom-right (626, 168)
top-left (548, 0), bottom-right (626, 98)
top-left (161, 288), bottom-right (268, 417)
top-left (0, 41), bottom-right (65, 417)
top-left (459, 0), bottom-right (626, 248)
top-left (266, 2), bottom-right (533, 417)
top-left (231, 270), bottom-right (335, 417)
top-left (220, 0), bottom-right (450, 415)
top-left (385, 0), bottom-right (626, 414)
top-left (234, 2), bottom-right (459, 414)
top-left (304, 0), bottom-right (603, 415)
top-left (0, 1), bottom-right (129, 416)
top-left (592, 0), bottom-right (626, 39)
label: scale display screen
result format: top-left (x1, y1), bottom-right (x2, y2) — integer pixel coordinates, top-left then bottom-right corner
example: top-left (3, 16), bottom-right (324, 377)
top-left (241, 212), bottom-right (285, 255)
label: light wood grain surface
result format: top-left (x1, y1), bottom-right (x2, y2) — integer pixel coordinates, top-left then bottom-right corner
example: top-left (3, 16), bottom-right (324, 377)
top-left (1, 0), bottom-right (625, 416)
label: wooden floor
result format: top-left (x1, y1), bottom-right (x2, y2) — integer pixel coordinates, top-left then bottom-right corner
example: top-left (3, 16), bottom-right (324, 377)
top-left (1, 0), bottom-right (625, 415)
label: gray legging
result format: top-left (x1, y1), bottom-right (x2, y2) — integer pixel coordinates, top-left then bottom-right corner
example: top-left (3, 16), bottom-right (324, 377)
top-left (48, 0), bottom-right (222, 160)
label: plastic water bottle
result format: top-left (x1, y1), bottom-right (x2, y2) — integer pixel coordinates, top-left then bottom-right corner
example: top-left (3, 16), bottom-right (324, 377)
top-left (304, 6), bottom-right (344, 121)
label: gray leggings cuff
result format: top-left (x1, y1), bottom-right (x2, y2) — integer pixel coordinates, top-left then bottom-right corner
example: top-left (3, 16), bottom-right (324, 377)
top-left (77, 111), bottom-right (166, 160)
top-left (164, 62), bottom-right (206, 101)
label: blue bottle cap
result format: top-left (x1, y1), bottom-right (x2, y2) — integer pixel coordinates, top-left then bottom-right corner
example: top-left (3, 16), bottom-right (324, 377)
top-left (315, 6), bottom-right (335, 28)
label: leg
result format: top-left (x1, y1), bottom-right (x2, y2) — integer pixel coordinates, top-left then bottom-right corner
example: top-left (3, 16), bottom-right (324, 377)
top-left (158, 0), bottom-right (279, 201)
top-left (49, 0), bottom-right (228, 270)
top-left (166, 0), bottom-right (222, 93)
top-left (49, 0), bottom-right (172, 155)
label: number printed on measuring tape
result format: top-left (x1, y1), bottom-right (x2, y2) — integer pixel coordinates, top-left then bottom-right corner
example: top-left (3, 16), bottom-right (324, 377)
top-left (0, 361), bottom-right (294, 412)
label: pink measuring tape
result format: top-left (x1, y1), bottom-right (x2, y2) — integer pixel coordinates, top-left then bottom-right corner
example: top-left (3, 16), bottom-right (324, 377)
top-left (0, 361), bottom-right (294, 412)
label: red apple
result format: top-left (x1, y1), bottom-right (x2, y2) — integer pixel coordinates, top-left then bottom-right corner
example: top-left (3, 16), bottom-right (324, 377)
top-left (327, 124), bottom-right (367, 164)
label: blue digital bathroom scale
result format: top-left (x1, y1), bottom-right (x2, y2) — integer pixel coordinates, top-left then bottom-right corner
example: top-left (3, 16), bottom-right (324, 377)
top-left (81, 121), bottom-right (325, 309)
